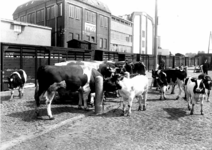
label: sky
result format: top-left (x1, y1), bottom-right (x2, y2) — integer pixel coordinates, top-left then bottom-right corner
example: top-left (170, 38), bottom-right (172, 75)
top-left (1, 0), bottom-right (212, 55)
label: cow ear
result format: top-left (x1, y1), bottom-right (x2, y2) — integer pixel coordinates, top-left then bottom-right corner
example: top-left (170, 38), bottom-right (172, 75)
top-left (191, 78), bottom-right (197, 82)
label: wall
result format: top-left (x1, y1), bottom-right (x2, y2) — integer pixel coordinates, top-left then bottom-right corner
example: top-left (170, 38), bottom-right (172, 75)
top-left (0, 19), bottom-right (51, 46)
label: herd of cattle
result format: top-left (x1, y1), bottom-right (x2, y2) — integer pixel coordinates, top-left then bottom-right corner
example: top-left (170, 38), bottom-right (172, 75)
top-left (6, 60), bottom-right (212, 120)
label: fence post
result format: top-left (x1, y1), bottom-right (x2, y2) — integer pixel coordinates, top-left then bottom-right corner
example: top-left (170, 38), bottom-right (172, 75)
top-left (35, 48), bottom-right (37, 86)
top-left (48, 49), bottom-right (51, 65)
top-left (20, 46), bottom-right (23, 69)
top-left (1, 44), bottom-right (4, 91)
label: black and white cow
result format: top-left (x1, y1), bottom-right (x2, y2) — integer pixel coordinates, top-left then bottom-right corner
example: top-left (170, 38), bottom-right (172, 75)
top-left (7, 69), bottom-right (27, 100)
top-left (34, 65), bottom-right (103, 120)
top-left (184, 77), bottom-right (206, 115)
top-left (198, 74), bottom-right (212, 102)
top-left (155, 67), bottom-right (187, 100)
top-left (103, 73), bottom-right (148, 116)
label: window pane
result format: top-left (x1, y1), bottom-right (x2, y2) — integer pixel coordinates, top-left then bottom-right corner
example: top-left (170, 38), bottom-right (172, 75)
top-left (37, 11), bottom-right (40, 22)
top-left (47, 7), bottom-right (50, 20)
top-left (58, 3), bottom-right (62, 16)
top-left (50, 6), bottom-right (54, 19)
top-left (100, 38), bottom-right (103, 48)
top-left (27, 14), bottom-right (30, 23)
top-left (41, 9), bottom-right (44, 21)
top-left (104, 39), bottom-right (107, 49)
top-left (69, 5), bottom-right (74, 18)
top-left (105, 17), bottom-right (108, 27)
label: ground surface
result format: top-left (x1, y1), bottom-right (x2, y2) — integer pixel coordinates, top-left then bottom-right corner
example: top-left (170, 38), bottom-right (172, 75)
top-left (1, 68), bottom-right (212, 150)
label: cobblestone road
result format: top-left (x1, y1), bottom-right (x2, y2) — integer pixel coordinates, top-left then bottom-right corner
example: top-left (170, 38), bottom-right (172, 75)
top-left (1, 68), bottom-right (212, 150)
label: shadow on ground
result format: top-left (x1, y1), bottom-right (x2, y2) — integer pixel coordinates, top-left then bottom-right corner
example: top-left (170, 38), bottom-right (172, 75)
top-left (163, 107), bottom-right (188, 120)
top-left (6, 106), bottom-right (92, 122)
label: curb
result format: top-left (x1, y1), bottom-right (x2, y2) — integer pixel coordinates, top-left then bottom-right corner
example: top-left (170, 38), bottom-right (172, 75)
top-left (0, 102), bottom-right (118, 150)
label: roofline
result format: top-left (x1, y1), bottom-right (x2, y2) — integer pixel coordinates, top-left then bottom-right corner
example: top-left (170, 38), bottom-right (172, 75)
top-left (0, 18), bottom-right (52, 30)
top-left (111, 15), bottom-right (133, 24)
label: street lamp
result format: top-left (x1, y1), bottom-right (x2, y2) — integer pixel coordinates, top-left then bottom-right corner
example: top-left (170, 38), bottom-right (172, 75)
top-left (154, 0), bottom-right (158, 70)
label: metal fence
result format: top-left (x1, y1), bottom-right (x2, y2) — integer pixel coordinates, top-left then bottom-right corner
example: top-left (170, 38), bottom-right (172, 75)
top-left (1, 42), bottom-right (198, 91)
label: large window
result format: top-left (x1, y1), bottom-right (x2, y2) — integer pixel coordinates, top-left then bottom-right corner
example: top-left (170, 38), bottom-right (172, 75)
top-left (47, 7), bottom-right (50, 20)
top-left (69, 5), bottom-right (74, 18)
top-left (86, 10), bottom-right (95, 24)
top-left (100, 15), bottom-right (108, 28)
top-left (58, 3), bottom-right (62, 16)
top-left (75, 6), bottom-right (81, 20)
top-left (104, 39), bottom-right (107, 49)
top-left (100, 38), bottom-right (103, 48)
top-left (50, 6), bottom-right (55, 19)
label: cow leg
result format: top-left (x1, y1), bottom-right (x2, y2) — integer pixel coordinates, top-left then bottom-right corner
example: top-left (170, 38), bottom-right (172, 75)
top-left (45, 92), bottom-right (56, 120)
top-left (138, 96), bottom-right (142, 111)
top-left (176, 80), bottom-right (183, 100)
top-left (190, 103), bottom-right (194, 115)
top-left (207, 90), bottom-right (210, 102)
top-left (171, 84), bottom-right (175, 94)
top-left (18, 86), bottom-right (24, 98)
top-left (127, 95), bottom-right (134, 116)
top-left (201, 100), bottom-right (204, 115)
top-left (78, 89), bottom-right (83, 109)
top-left (142, 90), bottom-right (148, 111)
top-left (9, 89), bottom-right (14, 100)
top-left (90, 93), bottom-right (95, 107)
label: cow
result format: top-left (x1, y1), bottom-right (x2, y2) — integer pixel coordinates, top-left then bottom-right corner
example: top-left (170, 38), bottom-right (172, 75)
top-left (198, 74), bottom-right (212, 102)
top-left (103, 74), bottom-right (148, 116)
top-left (7, 69), bottom-right (27, 100)
top-left (184, 77), bottom-right (206, 115)
top-left (34, 65), bottom-right (103, 120)
top-left (154, 67), bottom-right (187, 100)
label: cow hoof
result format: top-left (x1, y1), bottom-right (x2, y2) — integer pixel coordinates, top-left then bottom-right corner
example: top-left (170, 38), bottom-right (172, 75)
top-left (188, 106), bottom-right (191, 111)
top-left (138, 106), bottom-right (142, 111)
top-left (78, 106), bottom-right (83, 110)
top-left (201, 112), bottom-right (204, 115)
top-left (176, 96), bottom-right (179, 100)
top-left (84, 107), bottom-right (89, 111)
top-left (171, 92), bottom-right (175, 94)
top-left (49, 117), bottom-right (55, 120)
top-left (190, 112), bottom-right (193, 115)
top-left (143, 105), bottom-right (146, 111)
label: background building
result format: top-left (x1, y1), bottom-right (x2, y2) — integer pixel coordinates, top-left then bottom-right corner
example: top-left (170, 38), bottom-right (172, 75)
top-left (0, 18), bottom-right (51, 46)
top-left (13, 0), bottom-right (111, 50)
top-left (110, 15), bottom-right (132, 53)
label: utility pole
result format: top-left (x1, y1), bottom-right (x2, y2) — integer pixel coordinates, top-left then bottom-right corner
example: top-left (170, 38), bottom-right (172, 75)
top-left (154, 0), bottom-right (158, 69)
top-left (208, 31), bottom-right (212, 53)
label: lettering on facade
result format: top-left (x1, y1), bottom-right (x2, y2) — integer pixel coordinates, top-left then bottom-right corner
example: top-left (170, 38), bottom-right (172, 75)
top-left (85, 22), bottom-right (96, 33)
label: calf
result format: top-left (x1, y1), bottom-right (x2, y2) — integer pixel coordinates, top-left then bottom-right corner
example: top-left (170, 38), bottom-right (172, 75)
top-left (184, 77), bottom-right (206, 115)
top-left (198, 74), bottom-right (212, 102)
top-left (104, 74), bottom-right (148, 116)
top-left (7, 69), bottom-right (27, 100)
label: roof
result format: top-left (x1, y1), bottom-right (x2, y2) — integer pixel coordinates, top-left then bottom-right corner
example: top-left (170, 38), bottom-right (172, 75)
top-left (13, 0), bottom-right (111, 15)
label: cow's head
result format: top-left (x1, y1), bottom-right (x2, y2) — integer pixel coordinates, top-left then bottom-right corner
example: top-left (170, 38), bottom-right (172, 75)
top-left (198, 74), bottom-right (212, 90)
top-left (103, 74), bottom-right (123, 92)
top-left (7, 74), bottom-right (19, 89)
top-left (133, 62), bottom-right (146, 75)
top-left (155, 70), bottom-right (168, 87)
top-left (191, 78), bottom-right (205, 94)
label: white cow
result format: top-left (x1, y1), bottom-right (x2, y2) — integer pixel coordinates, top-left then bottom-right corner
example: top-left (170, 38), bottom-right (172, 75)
top-left (184, 77), bottom-right (206, 115)
top-left (113, 74), bottom-right (149, 116)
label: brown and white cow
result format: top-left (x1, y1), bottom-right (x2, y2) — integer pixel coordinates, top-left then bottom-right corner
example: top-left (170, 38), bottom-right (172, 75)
top-left (34, 65), bottom-right (103, 120)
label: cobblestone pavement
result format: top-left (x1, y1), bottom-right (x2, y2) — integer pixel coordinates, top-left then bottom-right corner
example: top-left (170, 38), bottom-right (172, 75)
top-left (1, 68), bottom-right (212, 150)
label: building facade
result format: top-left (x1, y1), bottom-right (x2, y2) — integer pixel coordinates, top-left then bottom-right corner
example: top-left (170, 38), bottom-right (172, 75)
top-left (0, 18), bottom-right (51, 46)
top-left (13, 0), bottom-right (155, 55)
top-left (13, 0), bottom-right (111, 50)
top-left (110, 15), bottom-right (133, 53)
